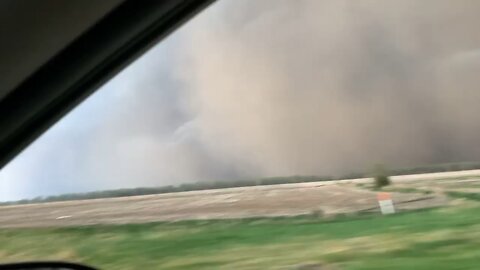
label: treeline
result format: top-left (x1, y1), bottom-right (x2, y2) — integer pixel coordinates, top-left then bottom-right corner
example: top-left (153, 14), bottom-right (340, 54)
top-left (1, 175), bottom-right (335, 205)
top-left (388, 162), bottom-right (480, 176)
top-left (2, 162), bottom-right (480, 205)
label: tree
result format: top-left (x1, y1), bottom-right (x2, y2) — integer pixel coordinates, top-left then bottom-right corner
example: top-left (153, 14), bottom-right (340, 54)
top-left (373, 164), bottom-right (390, 188)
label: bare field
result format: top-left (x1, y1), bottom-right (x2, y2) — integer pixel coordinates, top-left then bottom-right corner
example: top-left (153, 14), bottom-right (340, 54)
top-left (1, 170), bottom-right (478, 228)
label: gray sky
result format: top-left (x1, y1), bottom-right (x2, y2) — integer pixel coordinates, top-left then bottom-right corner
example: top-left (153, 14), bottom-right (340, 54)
top-left (2, 0), bottom-right (480, 201)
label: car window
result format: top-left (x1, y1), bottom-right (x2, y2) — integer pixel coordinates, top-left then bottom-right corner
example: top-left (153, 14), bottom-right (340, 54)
top-left (2, 1), bottom-right (480, 269)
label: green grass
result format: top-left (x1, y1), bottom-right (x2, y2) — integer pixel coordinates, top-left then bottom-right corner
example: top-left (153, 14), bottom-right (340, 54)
top-left (1, 205), bottom-right (480, 269)
top-left (383, 187), bottom-right (433, 195)
top-left (356, 184), bottom-right (433, 195)
top-left (436, 175), bottom-right (480, 181)
top-left (447, 191), bottom-right (480, 201)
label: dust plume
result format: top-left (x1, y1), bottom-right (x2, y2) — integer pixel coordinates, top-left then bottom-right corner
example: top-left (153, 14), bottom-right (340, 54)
top-left (175, 0), bottom-right (480, 176)
top-left (3, 0), bottom-right (480, 199)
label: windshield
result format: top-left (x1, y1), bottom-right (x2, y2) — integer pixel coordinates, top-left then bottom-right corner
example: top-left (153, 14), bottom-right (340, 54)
top-left (1, 0), bottom-right (480, 269)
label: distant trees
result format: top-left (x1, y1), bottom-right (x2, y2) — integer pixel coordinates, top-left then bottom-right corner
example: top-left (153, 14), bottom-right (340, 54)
top-left (388, 162), bottom-right (480, 175)
top-left (0, 175), bottom-right (334, 205)
top-left (1, 162), bottom-right (479, 205)
top-left (373, 164), bottom-right (391, 188)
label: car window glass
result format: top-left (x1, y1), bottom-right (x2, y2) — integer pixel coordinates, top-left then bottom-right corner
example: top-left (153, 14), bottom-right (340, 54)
top-left (1, 1), bottom-right (480, 269)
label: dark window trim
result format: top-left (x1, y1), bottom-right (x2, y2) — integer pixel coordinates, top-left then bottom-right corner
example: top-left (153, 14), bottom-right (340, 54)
top-left (0, 0), bottom-right (214, 168)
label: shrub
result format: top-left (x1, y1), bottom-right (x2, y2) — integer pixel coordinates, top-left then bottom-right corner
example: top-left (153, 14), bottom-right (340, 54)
top-left (373, 164), bottom-right (391, 188)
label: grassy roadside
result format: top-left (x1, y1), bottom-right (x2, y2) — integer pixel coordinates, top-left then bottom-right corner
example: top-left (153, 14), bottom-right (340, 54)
top-left (446, 191), bottom-right (480, 201)
top-left (355, 183), bottom-right (433, 195)
top-left (0, 203), bottom-right (480, 269)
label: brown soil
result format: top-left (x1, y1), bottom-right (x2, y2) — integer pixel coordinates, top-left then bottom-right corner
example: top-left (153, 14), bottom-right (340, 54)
top-left (0, 181), bottom-right (447, 228)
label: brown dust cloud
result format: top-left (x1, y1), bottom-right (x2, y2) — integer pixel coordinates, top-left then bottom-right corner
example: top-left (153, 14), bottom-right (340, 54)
top-left (3, 0), bottom-right (480, 199)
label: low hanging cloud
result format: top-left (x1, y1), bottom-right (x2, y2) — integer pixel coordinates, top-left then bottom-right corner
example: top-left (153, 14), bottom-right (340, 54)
top-left (2, 0), bottom-right (480, 200)
top-left (176, 0), bottom-right (480, 176)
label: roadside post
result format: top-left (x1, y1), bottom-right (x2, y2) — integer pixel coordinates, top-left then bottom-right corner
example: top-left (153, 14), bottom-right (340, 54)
top-left (377, 192), bottom-right (395, 214)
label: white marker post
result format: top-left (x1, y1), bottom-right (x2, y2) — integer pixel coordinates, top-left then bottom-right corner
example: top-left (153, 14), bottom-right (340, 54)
top-left (55, 215), bottom-right (72, 220)
top-left (377, 192), bottom-right (395, 214)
